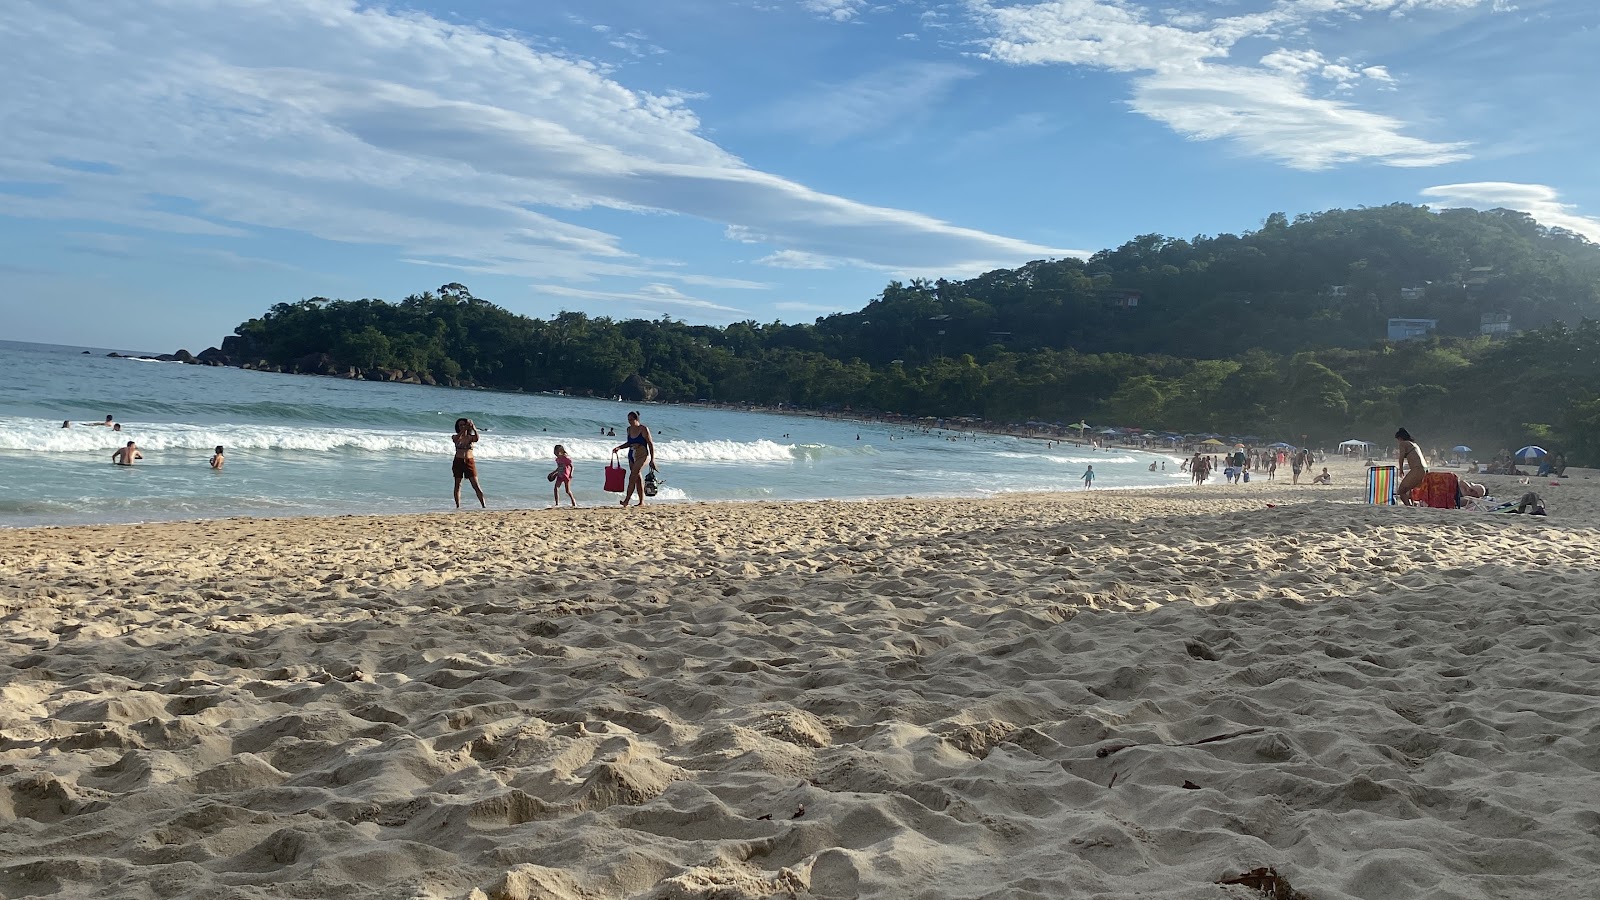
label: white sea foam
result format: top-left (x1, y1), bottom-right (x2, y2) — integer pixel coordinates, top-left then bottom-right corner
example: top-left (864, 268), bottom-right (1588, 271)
top-left (0, 417), bottom-right (841, 463)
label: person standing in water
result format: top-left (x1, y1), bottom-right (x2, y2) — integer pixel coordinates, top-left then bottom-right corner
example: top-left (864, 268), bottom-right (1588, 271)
top-left (210, 446), bottom-right (225, 470)
top-left (550, 445), bottom-right (576, 508)
top-left (1082, 465), bottom-right (1095, 489)
top-left (112, 441), bottom-right (142, 466)
top-left (1394, 427), bottom-right (1428, 506)
top-left (451, 418), bottom-right (486, 508)
top-left (611, 411), bottom-right (656, 507)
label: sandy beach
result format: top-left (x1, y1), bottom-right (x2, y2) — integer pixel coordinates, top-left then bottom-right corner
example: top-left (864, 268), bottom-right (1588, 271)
top-left (4, 461), bottom-right (1598, 899)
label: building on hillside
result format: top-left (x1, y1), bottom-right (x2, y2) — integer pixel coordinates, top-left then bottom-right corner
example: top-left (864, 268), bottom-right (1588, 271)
top-left (1464, 266), bottom-right (1493, 291)
top-left (1387, 318), bottom-right (1438, 341)
top-left (1480, 312), bottom-right (1513, 339)
top-left (1399, 286), bottom-right (1427, 301)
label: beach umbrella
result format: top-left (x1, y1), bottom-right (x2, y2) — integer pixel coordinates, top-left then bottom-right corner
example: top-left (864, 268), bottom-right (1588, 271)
top-left (1515, 445), bottom-right (1547, 460)
top-left (1452, 445), bottom-right (1472, 453)
top-left (1268, 441), bottom-right (1295, 449)
top-left (1337, 439), bottom-right (1372, 449)
top-left (1200, 438), bottom-right (1225, 446)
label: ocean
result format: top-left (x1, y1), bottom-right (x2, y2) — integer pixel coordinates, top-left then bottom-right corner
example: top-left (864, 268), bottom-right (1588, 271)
top-left (0, 340), bottom-right (1190, 527)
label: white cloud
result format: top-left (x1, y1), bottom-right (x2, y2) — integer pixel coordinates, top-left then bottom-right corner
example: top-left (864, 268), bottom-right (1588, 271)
top-left (0, 0), bottom-right (1065, 302)
top-left (533, 283), bottom-right (747, 314)
top-left (802, 0), bottom-right (868, 21)
top-left (1132, 66), bottom-right (1468, 168)
top-left (757, 250), bottom-right (842, 269)
top-left (1420, 183), bottom-right (1600, 242)
top-left (969, 0), bottom-right (1488, 167)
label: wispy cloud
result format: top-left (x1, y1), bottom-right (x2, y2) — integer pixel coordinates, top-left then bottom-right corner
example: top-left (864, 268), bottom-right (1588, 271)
top-left (775, 300), bottom-right (851, 314)
top-left (757, 250), bottom-right (843, 269)
top-left (764, 62), bottom-right (977, 144)
top-left (0, 0), bottom-right (1065, 300)
top-left (1420, 182), bottom-right (1600, 242)
top-left (969, 0), bottom-right (1493, 168)
top-left (533, 283), bottom-right (748, 314)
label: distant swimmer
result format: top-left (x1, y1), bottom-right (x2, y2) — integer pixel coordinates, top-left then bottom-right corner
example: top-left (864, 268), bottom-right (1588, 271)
top-left (90, 415), bottom-right (114, 427)
top-left (62, 420), bottom-right (71, 428)
top-left (210, 445), bottom-right (225, 470)
top-left (112, 441), bottom-right (142, 466)
top-left (452, 418), bottom-right (486, 509)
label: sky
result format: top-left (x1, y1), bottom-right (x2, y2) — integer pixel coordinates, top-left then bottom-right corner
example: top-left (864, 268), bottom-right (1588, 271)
top-left (1, 0), bottom-right (1597, 352)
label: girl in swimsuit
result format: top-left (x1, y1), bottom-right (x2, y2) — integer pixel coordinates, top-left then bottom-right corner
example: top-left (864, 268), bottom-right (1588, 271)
top-left (452, 417), bottom-right (486, 508)
top-left (610, 411), bottom-right (656, 507)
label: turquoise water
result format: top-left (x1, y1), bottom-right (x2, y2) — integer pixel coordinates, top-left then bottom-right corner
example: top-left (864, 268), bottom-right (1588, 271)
top-left (0, 340), bottom-right (1188, 527)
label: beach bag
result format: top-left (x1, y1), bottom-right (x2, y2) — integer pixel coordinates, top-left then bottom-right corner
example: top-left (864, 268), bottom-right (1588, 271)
top-left (604, 454), bottom-right (627, 493)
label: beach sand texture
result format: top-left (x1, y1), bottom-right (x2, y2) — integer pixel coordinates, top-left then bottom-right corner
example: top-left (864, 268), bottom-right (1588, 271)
top-left (3, 465), bottom-right (1598, 899)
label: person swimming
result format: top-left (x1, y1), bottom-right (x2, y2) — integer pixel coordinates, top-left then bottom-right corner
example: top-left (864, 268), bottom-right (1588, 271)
top-left (112, 441), bottom-right (142, 466)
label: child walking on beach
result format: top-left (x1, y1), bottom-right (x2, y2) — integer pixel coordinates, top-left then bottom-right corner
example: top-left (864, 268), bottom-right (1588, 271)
top-left (550, 445), bottom-right (576, 507)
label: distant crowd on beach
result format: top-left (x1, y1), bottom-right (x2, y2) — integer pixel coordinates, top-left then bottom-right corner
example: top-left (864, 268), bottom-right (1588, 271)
top-left (1176, 446), bottom-right (1330, 487)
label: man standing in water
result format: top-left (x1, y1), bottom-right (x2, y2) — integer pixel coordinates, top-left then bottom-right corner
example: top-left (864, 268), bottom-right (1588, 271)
top-left (112, 441), bottom-right (142, 465)
top-left (1394, 427), bottom-right (1428, 506)
top-left (452, 418), bottom-right (486, 508)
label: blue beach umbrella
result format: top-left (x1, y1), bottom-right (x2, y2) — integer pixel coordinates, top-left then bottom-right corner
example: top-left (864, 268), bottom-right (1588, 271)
top-left (1515, 445), bottom-right (1547, 460)
top-left (1451, 445), bottom-right (1472, 453)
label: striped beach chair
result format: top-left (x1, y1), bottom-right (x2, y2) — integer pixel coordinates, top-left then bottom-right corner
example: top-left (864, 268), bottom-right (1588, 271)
top-left (1365, 465), bottom-right (1397, 505)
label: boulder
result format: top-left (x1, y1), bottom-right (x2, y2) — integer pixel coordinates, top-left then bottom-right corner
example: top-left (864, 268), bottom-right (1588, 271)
top-left (618, 373), bottom-right (660, 403)
top-left (172, 349), bottom-right (196, 364)
top-left (220, 334), bottom-right (258, 360)
top-left (292, 352), bottom-right (338, 376)
top-left (196, 346), bottom-right (229, 366)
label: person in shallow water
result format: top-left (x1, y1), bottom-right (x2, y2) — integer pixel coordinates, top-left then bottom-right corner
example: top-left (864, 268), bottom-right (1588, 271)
top-left (112, 441), bottom-right (142, 466)
top-left (451, 418), bottom-right (486, 509)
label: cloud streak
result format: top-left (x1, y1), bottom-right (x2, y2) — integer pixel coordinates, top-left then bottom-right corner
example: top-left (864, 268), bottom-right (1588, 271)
top-left (0, 0), bottom-right (1066, 298)
top-left (1421, 182), bottom-right (1600, 242)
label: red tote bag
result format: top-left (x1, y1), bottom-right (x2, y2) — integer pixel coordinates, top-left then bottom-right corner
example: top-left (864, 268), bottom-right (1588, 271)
top-left (603, 454), bottom-right (627, 492)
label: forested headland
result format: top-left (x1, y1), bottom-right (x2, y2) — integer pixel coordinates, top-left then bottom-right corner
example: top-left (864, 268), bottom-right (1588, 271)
top-left (208, 203), bottom-right (1600, 461)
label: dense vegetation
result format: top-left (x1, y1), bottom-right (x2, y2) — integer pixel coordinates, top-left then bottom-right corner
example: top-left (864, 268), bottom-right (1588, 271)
top-left (219, 204), bottom-right (1600, 460)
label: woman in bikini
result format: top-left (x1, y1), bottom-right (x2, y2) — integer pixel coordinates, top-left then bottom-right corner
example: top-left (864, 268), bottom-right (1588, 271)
top-left (452, 417), bottom-right (486, 508)
top-left (1394, 427), bottom-right (1428, 506)
top-left (611, 411), bottom-right (656, 507)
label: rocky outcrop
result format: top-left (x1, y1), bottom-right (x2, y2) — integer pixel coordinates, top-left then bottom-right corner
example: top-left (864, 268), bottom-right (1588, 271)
top-left (196, 347), bottom-right (229, 366)
top-left (619, 373), bottom-right (659, 403)
top-left (289, 352), bottom-right (337, 376)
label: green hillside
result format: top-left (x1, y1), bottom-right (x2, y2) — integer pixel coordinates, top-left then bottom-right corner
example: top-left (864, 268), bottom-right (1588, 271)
top-left (213, 204), bottom-right (1600, 460)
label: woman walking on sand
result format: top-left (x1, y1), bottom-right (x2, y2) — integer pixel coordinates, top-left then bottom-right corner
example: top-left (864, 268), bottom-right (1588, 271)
top-left (612, 411), bottom-right (656, 506)
top-left (452, 418), bottom-right (486, 509)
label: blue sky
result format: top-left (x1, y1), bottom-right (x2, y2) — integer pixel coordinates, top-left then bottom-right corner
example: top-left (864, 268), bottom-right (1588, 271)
top-left (1, 0), bottom-right (1596, 352)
